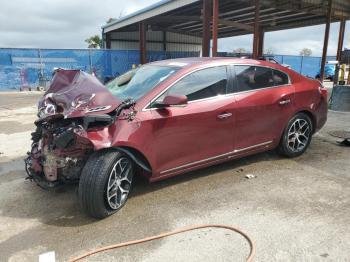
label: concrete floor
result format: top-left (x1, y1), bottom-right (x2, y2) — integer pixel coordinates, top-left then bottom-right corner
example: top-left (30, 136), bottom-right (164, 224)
top-left (0, 91), bottom-right (350, 262)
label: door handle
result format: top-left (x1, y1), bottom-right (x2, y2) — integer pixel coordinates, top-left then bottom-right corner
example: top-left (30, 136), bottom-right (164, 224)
top-left (217, 112), bottom-right (232, 119)
top-left (279, 99), bottom-right (291, 105)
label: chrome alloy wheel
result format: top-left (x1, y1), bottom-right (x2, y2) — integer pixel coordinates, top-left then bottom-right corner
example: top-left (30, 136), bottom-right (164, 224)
top-left (287, 118), bottom-right (311, 153)
top-left (106, 157), bottom-right (133, 210)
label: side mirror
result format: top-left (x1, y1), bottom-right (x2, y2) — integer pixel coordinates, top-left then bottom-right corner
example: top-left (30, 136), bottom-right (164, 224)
top-left (153, 95), bottom-right (188, 108)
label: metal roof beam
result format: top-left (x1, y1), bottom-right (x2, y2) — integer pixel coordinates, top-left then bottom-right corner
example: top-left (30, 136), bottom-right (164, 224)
top-left (269, 0), bottom-right (350, 19)
top-left (263, 17), bottom-right (327, 32)
top-left (151, 15), bottom-right (254, 32)
top-left (190, 12), bottom-right (324, 36)
top-left (150, 25), bottom-right (202, 37)
top-left (189, 9), bottom-right (323, 33)
top-left (218, 19), bottom-right (254, 32)
top-left (147, 15), bottom-right (201, 23)
top-left (177, 7), bottom-right (283, 31)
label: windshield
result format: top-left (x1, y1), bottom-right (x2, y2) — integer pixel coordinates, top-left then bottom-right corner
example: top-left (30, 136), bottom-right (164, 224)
top-left (107, 65), bottom-right (179, 100)
top-left (106, 69), bottom-right (137, 90)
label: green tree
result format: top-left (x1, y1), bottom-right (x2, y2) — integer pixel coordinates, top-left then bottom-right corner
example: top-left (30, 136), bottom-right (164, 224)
top-left (85, 35), bottom-right (102, 49)
top-left (265, 47), bottom-right (274, 55)
top-left (233, 47), bottom-right (247, 54)
top-left (299, 48), bottom-right (312, 56)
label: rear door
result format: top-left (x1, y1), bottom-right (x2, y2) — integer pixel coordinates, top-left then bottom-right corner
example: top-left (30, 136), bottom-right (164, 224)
top-left (147, 65), bottom-right (236, 176)
top-left (231, 65), bottom-right (295, 150)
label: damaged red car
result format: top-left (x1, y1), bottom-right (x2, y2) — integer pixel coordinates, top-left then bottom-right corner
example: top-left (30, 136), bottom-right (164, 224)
top-left (25, 58), bottom-right (328, 218)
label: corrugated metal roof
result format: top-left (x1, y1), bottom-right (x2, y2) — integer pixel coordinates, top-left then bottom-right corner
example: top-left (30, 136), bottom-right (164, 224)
top-left (102, 0), bottom-right (173, 29)
top-left (103, 0), bottom-right (199, 32)
top-left (103, 0), bottom-right (350, 38)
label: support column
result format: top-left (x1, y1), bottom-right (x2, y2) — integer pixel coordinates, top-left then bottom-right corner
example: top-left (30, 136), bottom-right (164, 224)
top-left (336, 18), bottom-right (346, 62)
top-left (320, 0), bottom-right (332, 81)
top-left (139, 22), bottom-right (147, 64)
top-left (252, 0), bottom-right (260, 59)
top-left (212, 0), bottom-right (219, 57)
top-left (201, 0), bottom-right (211, 57)
top-left (257, 29), bottom-right (264, 57)
top-left (105, 33), bottom-right (111, 49)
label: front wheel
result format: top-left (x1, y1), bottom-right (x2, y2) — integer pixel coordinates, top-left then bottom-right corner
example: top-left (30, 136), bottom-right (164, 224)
top-left (278, 113), bottom-right (313, 157)
top-left (78, 150), bottom-right (134, 219)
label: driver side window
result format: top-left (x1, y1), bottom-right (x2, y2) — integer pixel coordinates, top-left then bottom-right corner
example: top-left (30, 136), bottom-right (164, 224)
top-left (154, 66), bottom-right (228, 105)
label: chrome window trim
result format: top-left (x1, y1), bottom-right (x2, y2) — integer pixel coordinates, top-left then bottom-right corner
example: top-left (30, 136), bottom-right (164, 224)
top-left (141, 63), bottom-right (292, 112)
top-left (142, 65), bottom-right (230, 111)
top-left (159, 140), bottom-right (273, 174)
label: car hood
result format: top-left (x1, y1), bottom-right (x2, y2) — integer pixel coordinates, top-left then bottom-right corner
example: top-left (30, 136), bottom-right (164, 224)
top-left (38, 70), bottom-right (121, 120)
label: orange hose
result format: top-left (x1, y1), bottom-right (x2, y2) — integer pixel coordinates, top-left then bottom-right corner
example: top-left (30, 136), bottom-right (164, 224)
top-left (68, 224), bottom-right (255, 262)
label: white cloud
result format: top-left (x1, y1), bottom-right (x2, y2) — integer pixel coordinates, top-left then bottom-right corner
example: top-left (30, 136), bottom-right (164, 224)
top-left (219, 21), bottom-right (350, 56)
top-left (0, 0), bottom-right (161, 48)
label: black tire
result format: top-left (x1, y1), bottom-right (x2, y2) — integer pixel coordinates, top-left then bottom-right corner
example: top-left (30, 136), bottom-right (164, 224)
top-left (278, 113), bottom-right (313, 157)
top-left (78, 150), bottom-right (134, 219)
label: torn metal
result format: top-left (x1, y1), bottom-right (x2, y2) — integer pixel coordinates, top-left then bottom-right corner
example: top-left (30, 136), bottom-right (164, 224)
top-left (25, 70), bottom-right (136, 189)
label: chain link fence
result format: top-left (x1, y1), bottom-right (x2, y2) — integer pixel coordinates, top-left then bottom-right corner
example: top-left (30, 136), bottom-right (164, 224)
top-left (0, 48), bottom-right (199, 90)
top-left (0, 48), bottom-right (335, 90)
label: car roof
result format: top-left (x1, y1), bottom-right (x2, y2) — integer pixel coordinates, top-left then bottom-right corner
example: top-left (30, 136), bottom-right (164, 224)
top-left (148, 57), bottom-right (279, 70)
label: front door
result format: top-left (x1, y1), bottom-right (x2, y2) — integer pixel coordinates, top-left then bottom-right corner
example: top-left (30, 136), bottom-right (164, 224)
top-left (148, 66), bottom-right (236, 177)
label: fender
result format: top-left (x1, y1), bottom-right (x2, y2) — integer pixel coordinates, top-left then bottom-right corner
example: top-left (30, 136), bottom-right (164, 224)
top-left (113, 147), bottom-right (152, 173)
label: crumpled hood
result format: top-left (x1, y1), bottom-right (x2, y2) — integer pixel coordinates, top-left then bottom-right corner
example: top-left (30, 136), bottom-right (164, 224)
top-left (38, 70), bottom-right (121, 120)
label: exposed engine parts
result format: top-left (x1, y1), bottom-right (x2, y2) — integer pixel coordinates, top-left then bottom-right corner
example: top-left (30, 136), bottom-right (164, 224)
top-left (25, 118), bottom-right (94, 189)
top-left (25, 101), bottom-right (139, 189)
top-left (25, 70), bottom-right (141, 190)
top-left (52, 128), bottom-right (75, 149)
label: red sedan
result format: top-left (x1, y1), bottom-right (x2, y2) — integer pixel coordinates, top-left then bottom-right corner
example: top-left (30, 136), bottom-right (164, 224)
top-left (26, 58), bottom-right (328, 218)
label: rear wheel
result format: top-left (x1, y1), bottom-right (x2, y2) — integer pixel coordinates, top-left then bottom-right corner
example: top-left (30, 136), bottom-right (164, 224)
top-left (78, 150), bottom-right (134, 218)
top-left (278, 113), bottom-right (313, 157)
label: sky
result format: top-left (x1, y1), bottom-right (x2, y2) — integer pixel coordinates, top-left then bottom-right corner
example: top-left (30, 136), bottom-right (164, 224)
top-left (0, 0), bottom-right (349, 56)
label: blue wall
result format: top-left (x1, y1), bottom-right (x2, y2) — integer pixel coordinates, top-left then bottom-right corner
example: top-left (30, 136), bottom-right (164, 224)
top-left (273, 55), bottom-right (336, 78)
top-left (0, 48), bottom-right (199, 90)
top-left (0, 48), bottom-right (335, 90)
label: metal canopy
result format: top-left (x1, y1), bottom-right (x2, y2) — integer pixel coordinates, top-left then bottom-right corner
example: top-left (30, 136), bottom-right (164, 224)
top-left (103, 0), bottom-right (349, 81)
top-left (103, 0), bottom-right (350, 38)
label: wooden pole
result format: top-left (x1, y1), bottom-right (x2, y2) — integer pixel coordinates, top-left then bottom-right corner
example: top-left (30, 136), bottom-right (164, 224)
top-left (257, 29), bottom-right (264, 57)
top-left (201, 0), bottom-right (211, 57)
top-left (252, 0), bottom-right (260, 59)
top-left (139, 22), bottom-right (147, 64)
top-left (336, 19), bottom-right (346, 62)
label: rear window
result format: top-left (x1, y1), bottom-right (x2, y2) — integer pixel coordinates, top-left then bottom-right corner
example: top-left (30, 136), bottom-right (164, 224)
top-left (273, 69), bottom-right (290, 85)
top-left (235, 65), bottom-right (274, 92)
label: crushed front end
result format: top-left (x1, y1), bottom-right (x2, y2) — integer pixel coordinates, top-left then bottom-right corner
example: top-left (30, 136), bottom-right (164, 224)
top-left (25, 118), bottom-right (94, 188)
top-left (25, 69), bottom-right (121, 189)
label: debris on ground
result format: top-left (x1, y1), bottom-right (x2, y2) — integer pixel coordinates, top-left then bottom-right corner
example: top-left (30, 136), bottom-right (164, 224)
top-left (245, 174), bottom-right (256, 179)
